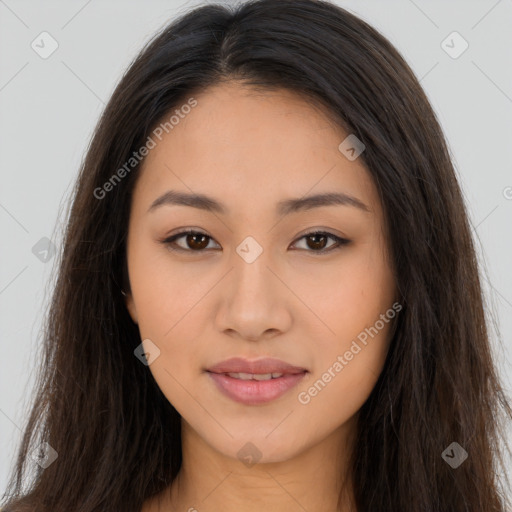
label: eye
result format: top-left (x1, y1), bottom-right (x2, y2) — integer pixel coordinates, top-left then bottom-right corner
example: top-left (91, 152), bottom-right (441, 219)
top-left (291, 230), bottom-right (350, 253)
top-left (160, 229), bottom-right (350, 254)
top-left (161, 229), bottom-right (219, 253)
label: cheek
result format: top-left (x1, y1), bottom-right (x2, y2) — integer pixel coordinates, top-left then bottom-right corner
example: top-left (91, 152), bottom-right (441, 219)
top-left (128, 240), bottom-right (211, 337)
top-left (297, 312), bottom-right (394, 421)
top-left (294, 245), bottom-right (395, 407)
top-left (127, 249), bottom-right (208, 406)
top-left (293, 247), bottom-right (394, 340)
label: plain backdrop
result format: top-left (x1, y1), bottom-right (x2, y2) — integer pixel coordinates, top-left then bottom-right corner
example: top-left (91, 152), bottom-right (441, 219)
top-left (1, 0), bottom-right (511, 496)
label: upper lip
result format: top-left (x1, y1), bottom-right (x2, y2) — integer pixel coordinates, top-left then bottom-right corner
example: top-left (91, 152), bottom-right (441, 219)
top-left (207, 357), bottom-right (307, 375)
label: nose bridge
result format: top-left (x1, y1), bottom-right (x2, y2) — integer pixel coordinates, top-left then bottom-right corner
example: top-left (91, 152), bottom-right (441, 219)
top-left (230, 235), bottom-right (274, 303)
top-left (215, 234), bottom-right (291, 339)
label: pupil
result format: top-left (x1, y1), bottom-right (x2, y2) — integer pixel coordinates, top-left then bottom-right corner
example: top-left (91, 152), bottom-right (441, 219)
top-left (308, 234), bottom-right (326, 250)
top-left (188, 234), bottom-right (208, 250)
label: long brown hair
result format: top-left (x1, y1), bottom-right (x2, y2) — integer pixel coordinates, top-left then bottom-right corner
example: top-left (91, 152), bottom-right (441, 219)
top-left (2, 1), bottom-right (511, 510)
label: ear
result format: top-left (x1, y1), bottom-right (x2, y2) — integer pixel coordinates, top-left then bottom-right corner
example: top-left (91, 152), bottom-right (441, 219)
top-left (123, 291), bottom-right (139, 325)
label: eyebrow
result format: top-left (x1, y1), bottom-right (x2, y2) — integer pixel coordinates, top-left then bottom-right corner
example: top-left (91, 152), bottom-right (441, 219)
top-left (147, 190), bottom-right (371, 215)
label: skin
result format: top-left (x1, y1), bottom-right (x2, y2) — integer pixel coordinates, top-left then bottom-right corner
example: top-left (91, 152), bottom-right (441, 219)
top-left (125, 81), bottom-right (397, 512)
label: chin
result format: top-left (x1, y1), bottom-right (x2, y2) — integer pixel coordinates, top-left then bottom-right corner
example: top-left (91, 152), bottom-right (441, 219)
top-left (209, 432), bottom-right (308, 467)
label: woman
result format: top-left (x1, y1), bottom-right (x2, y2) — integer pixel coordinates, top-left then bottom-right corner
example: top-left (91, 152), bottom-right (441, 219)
top-left (2, 0), bottom-right (510, 511)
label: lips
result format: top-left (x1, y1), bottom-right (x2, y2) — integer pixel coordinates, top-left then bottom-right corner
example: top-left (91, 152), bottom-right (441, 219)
top-left (206, 357), bottom-right (307, 376)
top-left (206, 357), bottom-right (308, 405)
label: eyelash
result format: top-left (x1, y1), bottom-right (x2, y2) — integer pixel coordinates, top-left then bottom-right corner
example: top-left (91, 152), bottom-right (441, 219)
top-left (159, 229), bottom-right (350, 255)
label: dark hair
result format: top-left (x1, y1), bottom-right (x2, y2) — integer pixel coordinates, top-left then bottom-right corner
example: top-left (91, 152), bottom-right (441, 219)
top-left (2, 0), bottom-right (511, 510)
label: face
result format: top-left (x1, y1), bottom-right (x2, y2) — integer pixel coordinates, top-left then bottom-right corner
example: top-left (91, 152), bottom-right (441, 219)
top-left (124, 81), bottom-right (397, 464)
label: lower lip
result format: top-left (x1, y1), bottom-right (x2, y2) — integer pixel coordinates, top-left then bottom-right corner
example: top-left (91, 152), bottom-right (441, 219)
top-left (207, 371), bottom-right (307, 405)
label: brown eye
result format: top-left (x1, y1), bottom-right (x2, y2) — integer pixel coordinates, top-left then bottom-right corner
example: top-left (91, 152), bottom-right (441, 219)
top-left (292, 231), bottom-right (350, 253)
top-left (305, 233), bottom-right (329, 250)
top-left (162, 230), bottom-right (219, 252)
top-left (183, 232), bottom-right (210, 250)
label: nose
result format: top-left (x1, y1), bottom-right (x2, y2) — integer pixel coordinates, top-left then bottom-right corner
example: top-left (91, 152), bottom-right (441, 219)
top-left (214, 246), bottom-right (292, 342)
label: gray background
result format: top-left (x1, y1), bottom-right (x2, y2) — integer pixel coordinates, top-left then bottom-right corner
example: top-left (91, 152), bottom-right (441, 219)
top-left (1, 0), bottom-right (511, 495)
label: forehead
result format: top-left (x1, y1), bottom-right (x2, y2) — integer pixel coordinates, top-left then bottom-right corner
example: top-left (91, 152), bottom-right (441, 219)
top-left (132, 82), bottom-right (380, 218)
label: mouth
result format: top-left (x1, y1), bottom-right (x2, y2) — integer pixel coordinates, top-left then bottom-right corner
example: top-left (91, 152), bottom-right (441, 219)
top-left (206, 356), bottom-right (307, 375)
top-left (206, 357), bottom-right (308, 405)
top-left (221, 372), bottom-right (289, 380)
